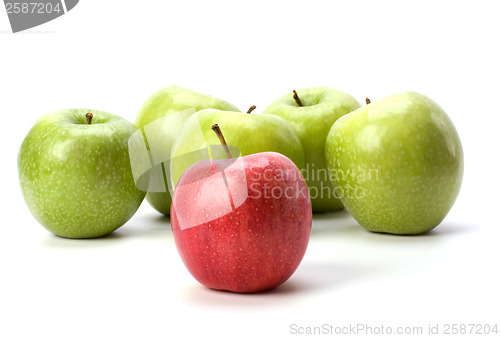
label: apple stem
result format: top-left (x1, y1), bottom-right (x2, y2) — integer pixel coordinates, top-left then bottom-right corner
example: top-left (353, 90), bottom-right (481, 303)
top-left (211, 124), bottom-right (232, 159)
top-left (246, 105), bottom-right (257, 114)
top-left (86, 112), bottom-right (93, 124)
top-left (365, 97), bottom-right (371, 105)
top-left (292, 90), bottom-right (304, 107)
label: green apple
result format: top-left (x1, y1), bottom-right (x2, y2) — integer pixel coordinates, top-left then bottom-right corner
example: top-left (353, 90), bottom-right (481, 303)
top-left (170, 109), bottom-right (305, 187)
top-left (18, 109), bottom-right (146, 239)
top-left (325, 91), bottom-right (464, 235)
top-left (135, 86), bottom-right (240, 215)
top-left (263, 87), bottom-right (361, 212)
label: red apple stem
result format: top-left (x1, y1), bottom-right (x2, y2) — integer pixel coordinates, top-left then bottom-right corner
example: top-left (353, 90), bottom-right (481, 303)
top-left (86, 112), bottom-right (93, 124)
top-left (211, 124), bottom-right (232, 159)
top-left (365, 97), bottom-right (371, 105)
top-left (292, 90), bottom-right (303, 107)
top-left (246, 105), bottom-right (257, 114)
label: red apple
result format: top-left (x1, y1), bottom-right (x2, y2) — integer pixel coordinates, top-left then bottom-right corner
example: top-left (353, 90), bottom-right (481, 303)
top-left (171, 144), bottom-right (312, 293)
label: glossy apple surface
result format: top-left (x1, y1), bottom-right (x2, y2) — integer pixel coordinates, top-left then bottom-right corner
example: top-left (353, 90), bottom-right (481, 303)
top-left (170, 109), bottom-right (305, 187)
top-left (18, 109), bottom-right (146, 238)
top-left (263, 87), bottom-right (361, 212)
top-left (135, 86), bottom-right (239, 215)
top-left (171, 152), bottom-right (312, 293)
top-left (325, 91), bottom-right (463, 234)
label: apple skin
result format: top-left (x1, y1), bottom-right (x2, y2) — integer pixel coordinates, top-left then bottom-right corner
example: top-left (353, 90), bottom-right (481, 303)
top-left (325, 91), bottom-right (464, 235)
top-left (171, 152), bottom-right (312, 293)
top-left (18, 109), bottom-right (146, 239)
top-left (135, 86), bottom-right (240, 215)
top-left (135, 85), bottom-right (240, 128)
top-left (170, 109), bottom-right (305, 187)
top-left (263, 87), bottom-right (361, 212)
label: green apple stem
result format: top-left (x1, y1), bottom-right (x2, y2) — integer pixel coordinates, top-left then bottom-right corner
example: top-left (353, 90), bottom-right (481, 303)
top-left (246, 105), bottom-right (257, 114)
top-left (292, 90), bottom-right (303, 107)
top-left (211, 124), bottom-right (232, 159)
top-left (86, 113), bottom-right (93, 124)
top-left (365, 97), bottom-right (371, 105)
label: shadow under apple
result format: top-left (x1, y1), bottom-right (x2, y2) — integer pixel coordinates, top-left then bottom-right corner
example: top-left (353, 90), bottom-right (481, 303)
top-left (40, 211), bottom-right (174, 249)
top-left (180, 261), bottom-right (372, 309)
top-left (355, 220), bottom-right (478, 245)
top-left (180, 282), bottom-right (302, 309)
top-left (40, 230), bottom-right (127, 250)
top-left (311, 209), bottom-right (476, 240)
top-left (125, 212), bottom-right (173, 239)
top-left (311, 209), bottom-right (363, 236)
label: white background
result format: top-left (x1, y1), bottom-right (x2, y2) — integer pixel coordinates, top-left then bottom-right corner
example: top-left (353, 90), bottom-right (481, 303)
top-left (1, 1), bottom-right (499, 337)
